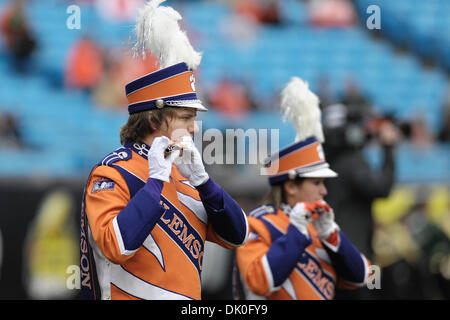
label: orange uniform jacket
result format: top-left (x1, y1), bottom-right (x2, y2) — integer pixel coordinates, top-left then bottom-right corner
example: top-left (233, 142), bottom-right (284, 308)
top-left (80, 141), bottom-right (248, 300)
top-left (235, 204), bottom-right (371, 300)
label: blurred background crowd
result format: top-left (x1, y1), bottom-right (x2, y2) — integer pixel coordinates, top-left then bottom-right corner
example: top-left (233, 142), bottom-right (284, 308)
top-left (0, 0), bottom-right (448, 300)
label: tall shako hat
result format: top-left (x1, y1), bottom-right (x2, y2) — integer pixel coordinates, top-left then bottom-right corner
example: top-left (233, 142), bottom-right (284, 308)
top-left (264, 77), bottom-right (338, 185)
top-left (126, 0), bottom-right (207, 114)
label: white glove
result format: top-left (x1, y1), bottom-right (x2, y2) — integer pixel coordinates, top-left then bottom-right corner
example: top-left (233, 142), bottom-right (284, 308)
top-left (289, 202), bottom-right (313, 237)
top-left (148, 136), bottom-right (180, 183)
top-left (174, 136), bottom-right (209, 187)
top-left (311, 200), bottom-right (339, 240)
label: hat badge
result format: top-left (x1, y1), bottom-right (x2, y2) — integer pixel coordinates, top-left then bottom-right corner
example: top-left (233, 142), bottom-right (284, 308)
top-left (288, 170), bottom-right (297, 180)
top-left (190, 74), bottom-right (196, 91)
top-left (317, 144), bottom-right (325, 160)
top-left (155, 99), bottom-right (164, 109)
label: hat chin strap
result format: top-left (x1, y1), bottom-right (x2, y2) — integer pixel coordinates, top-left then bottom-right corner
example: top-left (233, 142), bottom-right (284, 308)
top-left (164, 99), bottom-right (203, 106)
top-left (293, 162), bottom-right (330, 176)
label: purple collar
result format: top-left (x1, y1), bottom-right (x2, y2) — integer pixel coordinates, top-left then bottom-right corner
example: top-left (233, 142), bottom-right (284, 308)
top-left (125, 141), bottom-right (151, 160)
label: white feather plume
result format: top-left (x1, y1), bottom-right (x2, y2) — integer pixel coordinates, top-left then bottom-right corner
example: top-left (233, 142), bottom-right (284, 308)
top-left (280, 77), bottom-right (324, 143)
top-left (133, 0), bottom-right (202, 70)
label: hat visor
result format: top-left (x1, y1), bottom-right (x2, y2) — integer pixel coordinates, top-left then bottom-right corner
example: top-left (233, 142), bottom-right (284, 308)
top-left (299, 167), bottom-right (338, 178)
top-left (176, 102), bottom-right (208, 112)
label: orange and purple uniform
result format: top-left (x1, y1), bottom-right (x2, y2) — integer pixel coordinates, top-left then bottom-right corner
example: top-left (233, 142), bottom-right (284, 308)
top-left (80, 141), bottom-right (248, 300)
top-left (235, 204), bottom-right (371, 300)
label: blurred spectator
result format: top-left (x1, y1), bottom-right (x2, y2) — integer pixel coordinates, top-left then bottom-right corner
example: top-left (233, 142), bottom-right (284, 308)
top-left (0, 0), bottom-right (37, 73)
top-left (410, 114), bottom-right (433, 149)
top-left (316, 76), bottom-right (335, 109)
top-left (307, 0), bottom-right (357, 28)
top-left (438, 114), bottom-right (450, 142)
top-left (404, 205), bottom-right (450, 299)
top-left (207, 77), bottom-right (255, 119)
top-left (233, 0), bottom-right (282, 25)
top-left (93, 48), bottom-right (159, 109)
top-left (340, 77), bottom-right (373, 120)
top-left (372, 188), bottom-right (450, 299)
top-left (323, 102), bottom-right (400, 299)
top-left (64, 35), bottom-right (105, 93)
top-left (0, 111), bottom-right (25, 148)
top-left (438, 99), bottom-right (450, 142)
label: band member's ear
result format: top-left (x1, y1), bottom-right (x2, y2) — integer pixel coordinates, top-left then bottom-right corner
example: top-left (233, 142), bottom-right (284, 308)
top-left (283, 180), bottom-right (297, 197)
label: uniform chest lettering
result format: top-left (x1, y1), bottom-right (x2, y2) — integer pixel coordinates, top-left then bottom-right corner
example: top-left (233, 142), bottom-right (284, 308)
top-left (158, 200), bottom-right (204, 274)
top-left (297, 253), bottom-right (334, 299)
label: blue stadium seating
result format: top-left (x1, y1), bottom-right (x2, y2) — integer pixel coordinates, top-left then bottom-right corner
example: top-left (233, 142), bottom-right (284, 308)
top-left (354, 0), bottom-right (450, 71)
top-left (0, 0), bottom-right (448, 182)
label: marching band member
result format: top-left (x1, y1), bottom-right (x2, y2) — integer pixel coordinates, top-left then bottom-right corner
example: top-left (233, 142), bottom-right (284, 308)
top-left (80, 0), bottom-right (248, 300)
top-left (234, 77), bottom-right (371, 300)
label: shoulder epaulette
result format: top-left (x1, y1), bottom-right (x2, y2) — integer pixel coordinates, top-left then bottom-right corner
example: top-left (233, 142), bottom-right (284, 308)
top-left (247, 204), bottom-right (277, 219)
top-left (98, 147), bottom-right (132, 166)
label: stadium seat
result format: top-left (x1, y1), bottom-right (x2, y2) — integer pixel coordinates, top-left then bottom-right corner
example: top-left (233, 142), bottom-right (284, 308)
top-left (0, 0), bottom-right (448, 182)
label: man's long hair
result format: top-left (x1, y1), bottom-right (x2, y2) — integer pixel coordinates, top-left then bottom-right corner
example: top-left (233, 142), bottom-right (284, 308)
top-left (119, 107), bottom-right (177, 145)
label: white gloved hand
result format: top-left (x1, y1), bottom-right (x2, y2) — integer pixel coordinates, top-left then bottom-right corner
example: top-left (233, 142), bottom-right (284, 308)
top-left (148, 136), bottom-right (180, 183)
top-left (174, 136), bottom-right (209, 187)
top-left (311, 200), bottom-right (339, 240)
top-left (289, 202), bottom-right (314, 237)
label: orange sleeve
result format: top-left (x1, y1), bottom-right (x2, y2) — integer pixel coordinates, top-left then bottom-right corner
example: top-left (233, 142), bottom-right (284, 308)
top-left (235, 217), bottom-right (273, 296)
top-left (85, 165), bottom-right (134, 265)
